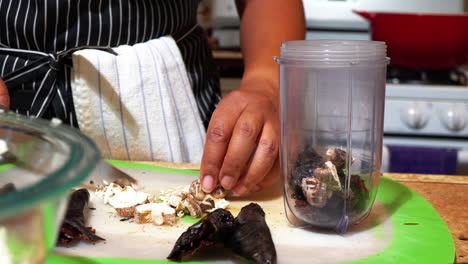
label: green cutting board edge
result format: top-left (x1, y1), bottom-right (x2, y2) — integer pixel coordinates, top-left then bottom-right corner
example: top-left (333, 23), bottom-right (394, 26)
top-left (46, 160), bottom-right (455, 264)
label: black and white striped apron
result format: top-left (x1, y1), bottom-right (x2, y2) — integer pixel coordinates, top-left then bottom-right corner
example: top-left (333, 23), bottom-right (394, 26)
top-left (0, 0), bottom-right (221, 128)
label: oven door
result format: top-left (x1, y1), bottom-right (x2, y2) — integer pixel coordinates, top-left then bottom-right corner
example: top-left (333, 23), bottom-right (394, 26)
top-left (382, 136), bottom-right (468, 175)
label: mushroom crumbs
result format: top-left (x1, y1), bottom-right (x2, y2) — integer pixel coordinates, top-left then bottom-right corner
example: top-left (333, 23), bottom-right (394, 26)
top-left (95, 179), bottom-right (231, 227)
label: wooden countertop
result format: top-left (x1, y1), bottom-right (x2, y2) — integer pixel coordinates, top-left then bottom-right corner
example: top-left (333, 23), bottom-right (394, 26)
top-left (140, 161), bottom-right (468, 263)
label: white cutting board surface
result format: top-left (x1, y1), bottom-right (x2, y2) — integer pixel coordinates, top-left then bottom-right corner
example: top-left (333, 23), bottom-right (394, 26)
top-left (54, 166), bottom-right (393, 264)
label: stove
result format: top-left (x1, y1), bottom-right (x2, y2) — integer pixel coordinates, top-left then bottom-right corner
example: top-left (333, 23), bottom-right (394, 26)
top-left (384, 83), bottom-right (468, 137)
top-left (382, 68), bottom-right (468, 175)
top-left (384, 66), bottom-right (468, 137)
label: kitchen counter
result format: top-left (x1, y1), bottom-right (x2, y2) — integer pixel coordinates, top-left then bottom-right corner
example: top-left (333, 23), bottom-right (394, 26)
top-left (140, 161), bottom-right (468, 263)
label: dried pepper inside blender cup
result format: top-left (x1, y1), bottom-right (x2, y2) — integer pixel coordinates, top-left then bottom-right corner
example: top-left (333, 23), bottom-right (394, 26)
top-left (288, 146), bottom-right (369, 230)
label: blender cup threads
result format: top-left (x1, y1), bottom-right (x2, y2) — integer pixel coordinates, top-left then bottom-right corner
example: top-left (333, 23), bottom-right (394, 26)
top-left (275, 40), bottom-right (389, 233)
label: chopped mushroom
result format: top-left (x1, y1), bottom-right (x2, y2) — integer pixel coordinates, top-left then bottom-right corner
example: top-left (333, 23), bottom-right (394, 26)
top-left (189, 179), bottom-right (206, 201)
top-left (200, 195), bottom-right (215, 213)
top-left (326, 148), bottom-right (347, 169)
top-left (181, 192), bottom-right (195, 200)
top-left (167, 192), bottom-right (184, 208)
top-left (181, 197), bottom-right (202, 218)
top-left (301, 177), bottom-right (328, 208)
top-left (210, 186), bottom-right (226, 199)
top-left (108, 186), bottom-right (150, 217)
top-left (176, 210), bottom-right (185, 218)
top-left (134, 203), bottom-right (157, 224)
top-left (163, 211), bottom-right (177, 226)
top-left (152, 204), bottom-right (177, 226)
top-left (134, 203), bottom-right (178, 225)
top-left (207, 198), bottom-right (230, 212)
top-left (324, 161), bottom-right (342, 191)
top-left (94, 176), bottom-right (235, 226)
top-left (97, 183), bottom-right (123, 205)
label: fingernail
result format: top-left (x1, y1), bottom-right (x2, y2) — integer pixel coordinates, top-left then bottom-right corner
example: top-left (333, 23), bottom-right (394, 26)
top-left (233, 185), bottom-right (248, 196)
top-left (221, 175), bottom-right (235, 189)
top-left (252, 185), bottom-right (262, 192)
top-left (202, 175), bottom-right (215, 192)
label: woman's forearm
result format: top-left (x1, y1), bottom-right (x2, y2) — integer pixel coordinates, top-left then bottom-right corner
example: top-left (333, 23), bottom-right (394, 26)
top-left (236, 0), bottom-right (305, 97)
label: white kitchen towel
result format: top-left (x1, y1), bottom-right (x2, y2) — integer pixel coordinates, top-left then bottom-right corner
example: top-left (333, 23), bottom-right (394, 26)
top-left (70, 36), bottom-right (206, 163)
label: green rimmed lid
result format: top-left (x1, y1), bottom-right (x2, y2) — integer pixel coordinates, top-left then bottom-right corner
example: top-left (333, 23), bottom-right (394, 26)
top-left (0, 112), bottom-right (101, 218)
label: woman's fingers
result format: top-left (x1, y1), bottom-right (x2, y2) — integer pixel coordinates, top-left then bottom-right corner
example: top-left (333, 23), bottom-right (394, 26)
top-left (250, 157), bottom-right (281, 193)
top-left (218, 110), bottom-right (263, 190)
top-left (233, 119), bottom-right (279, 195)
top-left (0, 79), bottom-right (10, 108)
top-left (200, 89), bottom-right (279, 195)
top-left (200, 93), bottom-right (244, 193)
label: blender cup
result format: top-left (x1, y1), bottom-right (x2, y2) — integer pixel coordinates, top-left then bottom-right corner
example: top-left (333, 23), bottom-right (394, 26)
top-left (275, 40), bottom-right (389, 233)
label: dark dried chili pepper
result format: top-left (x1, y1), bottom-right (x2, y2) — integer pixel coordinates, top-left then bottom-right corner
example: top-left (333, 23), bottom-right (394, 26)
top-left (227, 203), bottom-right (277, 264)
top-left (58, 188), bottom-right (105, 246)
top-left (167, 208), bottom-right (235, 261)
top-left (168, 204), bottom-right (277, 264)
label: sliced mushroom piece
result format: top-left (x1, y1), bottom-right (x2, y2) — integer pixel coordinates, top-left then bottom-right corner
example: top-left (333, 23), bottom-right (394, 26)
top-left (114, 206), bottom-right (137, 218)
top-left (147, 193), bottom-right (156, 203)
top-left (176, 210), bottom-right (186, 218)
top-left (314, 167), bottom-right (335, 196)
top-left (206, 198), bottom-right (230, 213)
top-left (152, 204), bottom-right (177, 226)
top-left (324, 161), bottom-right (342, 191)
top-left (109, 186), bottom-right (150, 217)
top-left (181, 191), bottom-right (195, 200)
top-left (301, 177), bottom-right (327, 208)
top-left (313, 167), bottom-right (330, 181)
top-left (163, 210), bottom-right (177, 226)
top-left (100, 183), bottom-right (123, 205)
top-left (326, 148), bottom-right (347, 169)
top-left (134, 203), bottom-right (157, 224)
top-left (214, 199), bottom-right (230, 210)
top-left (174, 197), bottom-right (186, 217)
top-left (181, 197), bottom-right (203, 219)
top-left (210, 186), bottom-right (226, 199)
top-left (153, 213), bottom-right (164, 225)
top-left (200, 195), bottom-right (215, 213)
top-left (168, 192), bottom-right (184, 208)
top-left (189, 179), bottom-right (206, 201)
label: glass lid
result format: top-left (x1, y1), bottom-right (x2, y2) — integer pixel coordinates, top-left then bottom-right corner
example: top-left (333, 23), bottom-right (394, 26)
top-left (0, 112), bottom-right (101, 218)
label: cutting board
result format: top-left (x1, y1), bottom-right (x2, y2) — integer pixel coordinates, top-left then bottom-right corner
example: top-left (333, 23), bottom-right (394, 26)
top-left (48, 161), bottom-right (454, 264)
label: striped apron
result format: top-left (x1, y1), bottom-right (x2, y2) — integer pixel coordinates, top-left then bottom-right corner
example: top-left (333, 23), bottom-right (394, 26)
top-left (0, 0), bottom-right (221, 129)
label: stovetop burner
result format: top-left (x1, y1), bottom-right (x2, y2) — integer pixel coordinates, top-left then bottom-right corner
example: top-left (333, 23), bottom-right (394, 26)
top-left (387, 66), bottom-right (467, 86)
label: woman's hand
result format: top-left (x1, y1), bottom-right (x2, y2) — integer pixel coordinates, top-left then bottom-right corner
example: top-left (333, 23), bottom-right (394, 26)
top-left (200, 0), bottom-right (304, 196)
top-left (200, 79), bottom-right (280, 196)
top-left (0, 79), bottom-right (9, 108)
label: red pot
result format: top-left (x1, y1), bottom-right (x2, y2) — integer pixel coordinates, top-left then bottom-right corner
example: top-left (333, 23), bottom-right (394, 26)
top-left (354, 10), bottom-right (468, 69)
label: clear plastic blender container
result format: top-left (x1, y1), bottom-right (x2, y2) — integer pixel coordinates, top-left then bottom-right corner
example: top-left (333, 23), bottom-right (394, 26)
top-left (275, 40), bottom-right (389, 233)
